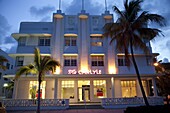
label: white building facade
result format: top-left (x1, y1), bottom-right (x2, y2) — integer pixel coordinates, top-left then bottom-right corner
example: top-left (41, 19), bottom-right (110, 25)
top-left (0, 49), bottom-right (14, 98)
top-left (10, 9), bottom-right (158, 103)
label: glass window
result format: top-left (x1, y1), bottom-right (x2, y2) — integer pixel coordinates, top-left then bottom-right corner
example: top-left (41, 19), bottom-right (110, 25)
top-left (91, 36), bottom-right (103, 47)
top-left (71, 39), bottom-right (77, 46)
top-left (39, 38), bottom-right (50, 46)
top-left (91, 56), bottom-right (104, 66)
top-left (61, 81), bottom-right (74, 99)
top-left (65, 38), bottom-right (70, 46)
top-left (16, 56), bottom-right (24, 66)
top-left (6, 63), bottom-right (10, 69)
top-left (11, 65), bottom-right (13, 69)
top-left (29, 81), bottom-right (46, 99)
top-left (142, 80), bottom-right (148, 96)
top-left (118, 57), bottom-right (128, 66)
top-left (18, 37), bottom-right (26, 46)
top-left (121, 80), bottom-right (137, 97)
top-left (64, 36), bottom-right (77, 46)
top-left (64, 56), bottom-right (77, 66)
top-left (91, 42), bottom-right (103, 46)
top-left (93, 80), bottom-right (106, 98)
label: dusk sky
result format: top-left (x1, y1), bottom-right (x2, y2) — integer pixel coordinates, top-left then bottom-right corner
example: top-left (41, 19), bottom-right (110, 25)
top-left (0, 0), bottom-right (170, 62)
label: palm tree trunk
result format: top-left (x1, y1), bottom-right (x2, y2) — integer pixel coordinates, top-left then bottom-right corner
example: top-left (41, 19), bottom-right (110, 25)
top-left (36, 73), bottom-right (41, 113)
top-left (130, 37), bottom-right (150, 106)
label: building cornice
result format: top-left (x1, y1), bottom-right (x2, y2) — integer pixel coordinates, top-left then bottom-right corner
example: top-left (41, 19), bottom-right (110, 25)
top-left (11, 33), bottom-right (52, 40)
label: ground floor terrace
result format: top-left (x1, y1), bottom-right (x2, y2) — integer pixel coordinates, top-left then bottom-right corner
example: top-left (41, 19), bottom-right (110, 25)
top-left (12, 74), bottom-right (158, 103)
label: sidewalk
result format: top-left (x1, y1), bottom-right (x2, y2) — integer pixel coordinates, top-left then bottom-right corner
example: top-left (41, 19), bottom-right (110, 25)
top-left (7, 109), bottom-right (124, 113)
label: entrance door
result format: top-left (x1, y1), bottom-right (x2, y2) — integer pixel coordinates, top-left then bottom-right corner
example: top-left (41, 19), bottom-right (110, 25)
top-left (78, 80), bottom-right (90, 102)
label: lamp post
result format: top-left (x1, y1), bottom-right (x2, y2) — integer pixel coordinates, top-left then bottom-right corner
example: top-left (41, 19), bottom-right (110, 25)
top-left (3, 83), bottom-right (8, 98)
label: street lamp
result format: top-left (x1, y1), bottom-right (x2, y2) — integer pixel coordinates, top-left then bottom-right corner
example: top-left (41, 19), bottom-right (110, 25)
top-left (154, 62), bottom-right (159, 66)
top-left (3, 83), bottom-right (8, 98)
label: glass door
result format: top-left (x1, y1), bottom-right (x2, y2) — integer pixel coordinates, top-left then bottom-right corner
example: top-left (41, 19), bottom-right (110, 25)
top-left (78, 80), bottom-right (90, 102)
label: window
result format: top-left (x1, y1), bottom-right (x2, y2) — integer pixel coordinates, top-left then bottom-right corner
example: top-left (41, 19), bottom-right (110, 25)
top-left (61, 81), bottom-right (74, 99)
top-left (142, 80), bottom-right (148, 96)
top-left (91, 42), bottom-right (103, 46)
top-left (4, 78), bottom-right (8, 81)
top-left (16, 56), bottom-right (24, 66)
top-left (64, 56), bottom-right (77, 66)
top-left (11, 65), bottom-right (13, 69)
top-left (91, 36), bottom-right (103, 47)
top-left (18, 37), bottom-right (26, 46)
top-left (39, 38), bottom-right (50, 46)
top-left (64, 36), bottom-right (77, 46)
top-left (29, 81), bottom-right (46, 99)
top-left (118, 57), bottom-right (128, 66)
top-left (93, 80), bottom-right (106, 98)
top-left (91, 56), bottom-right (104, 66)
top-left (6, 63), bottom-right (10, 69)
top-left (121, 80), bottom-right (137, 97)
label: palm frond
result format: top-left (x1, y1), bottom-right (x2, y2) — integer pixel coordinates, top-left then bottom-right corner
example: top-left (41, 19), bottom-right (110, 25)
top-left (137, 28), bottom-right (164, 40)
top-left (0, 56), bottom-right (8, 62)
top-left (0, 55), bottom-right (8, 70)
top-left (41, 56), bottom-right (60, 74)
top-left (146, 14), bottom-right (166, 26)
top-left (15, 64), bottom-right (37, 80)
top-left (113, 6), bottom-right (125, 18)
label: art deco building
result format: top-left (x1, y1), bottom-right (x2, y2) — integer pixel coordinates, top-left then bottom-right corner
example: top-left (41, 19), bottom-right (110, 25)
top-left (9, 8), bottom-right (158, 103)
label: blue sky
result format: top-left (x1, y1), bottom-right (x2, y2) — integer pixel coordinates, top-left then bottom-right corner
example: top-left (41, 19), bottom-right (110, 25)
top-left (0, 0), bottom-right (170, 62)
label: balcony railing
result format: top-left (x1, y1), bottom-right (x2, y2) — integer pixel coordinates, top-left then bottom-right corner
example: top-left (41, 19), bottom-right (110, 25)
top-left (0, 99), bottom-right (69, 111)
top-left (0, 97), bottom-right (164, 110)
top-left (102, 97), bottom-right (164, 109)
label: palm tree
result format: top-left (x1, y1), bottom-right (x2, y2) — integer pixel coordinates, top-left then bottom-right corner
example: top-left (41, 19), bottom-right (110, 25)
top-left (15, 48), bottom-right (60, 113)
top-left (0, 55), bottom-right (8, 70)
top-left (103, 0), bottom-right (166, 106)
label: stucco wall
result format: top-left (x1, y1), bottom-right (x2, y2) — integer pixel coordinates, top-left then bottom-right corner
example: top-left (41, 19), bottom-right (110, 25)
top-left (114, 79), bottom-right (122, 98)
top-left (45, 79), bottom-right (55, 99)
top-left (17, 80), bottom-right (29, 99)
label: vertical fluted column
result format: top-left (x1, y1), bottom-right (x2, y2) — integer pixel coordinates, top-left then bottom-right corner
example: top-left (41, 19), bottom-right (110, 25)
top-left (103, 11), bottom-right (117, 74)
top-left (51, 10), bottom-right (64, 74)
top-left (79, 11), bottom-right (89, 72)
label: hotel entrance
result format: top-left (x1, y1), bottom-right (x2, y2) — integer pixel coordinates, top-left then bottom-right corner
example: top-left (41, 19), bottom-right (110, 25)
top-left (78, 80), bottom-right (90, 102)
top-left (60, 79), bottom-right (108, 103)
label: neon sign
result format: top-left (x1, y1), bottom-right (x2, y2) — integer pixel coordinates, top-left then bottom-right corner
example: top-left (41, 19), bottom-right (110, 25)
top-left (68, 69), bottom-right (102, 74)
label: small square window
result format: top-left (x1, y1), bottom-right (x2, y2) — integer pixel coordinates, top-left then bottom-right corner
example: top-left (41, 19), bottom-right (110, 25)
top-left (16, 56), bottom-right (24, 66)
top-left (65, 39), bottom-right (70, 46)
top-left (64, 56), bottom-right (77, 66)
top-left (64, 36), bottom-right (77, 46)
top-left (39, 38), bottom-right (50, 46)
top-left (91, 56), bottom-right (104, 66)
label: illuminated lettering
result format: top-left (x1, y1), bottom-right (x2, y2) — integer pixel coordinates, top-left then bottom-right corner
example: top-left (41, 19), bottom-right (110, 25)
top-left (68, 69), bottom-right (102, 74)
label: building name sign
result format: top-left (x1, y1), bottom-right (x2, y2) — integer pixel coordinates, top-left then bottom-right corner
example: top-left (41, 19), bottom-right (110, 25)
top-left (68, 69), bottom-right (102, 75)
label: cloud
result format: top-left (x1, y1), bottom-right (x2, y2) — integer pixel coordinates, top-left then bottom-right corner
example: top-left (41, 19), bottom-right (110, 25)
top-left (142, 0), bottom-right (170, 26)
top-left (0, 43), bottom-right (17, 53)
top-left (40, 16), bottom-right (51, 22)
top-left (0, 14), bottom-right (17, 53)
top-left (30, 6), bottom-right (55, 17)
top-left (163, 58), bottom-right (169, 63)
top-left (0, 14), bottom-right (11, 44)
top-left (64, 0), bottom-right (104, 15)
top-left (4, 36), bottom-right (16, 44)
